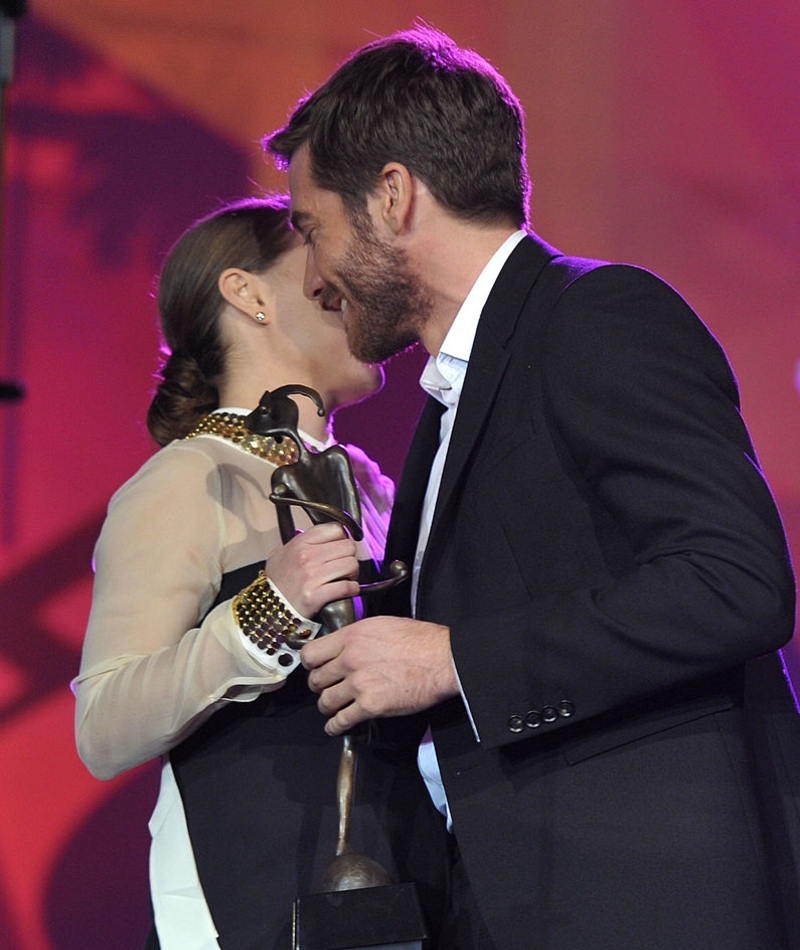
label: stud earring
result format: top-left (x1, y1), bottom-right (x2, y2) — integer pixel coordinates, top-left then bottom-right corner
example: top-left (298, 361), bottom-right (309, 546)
top-left (255, 312), bottom-right (266, 323)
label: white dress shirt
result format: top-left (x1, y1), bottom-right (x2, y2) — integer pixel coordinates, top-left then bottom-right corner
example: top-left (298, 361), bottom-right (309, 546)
top-left (414, 230), bottom-right (526, 830)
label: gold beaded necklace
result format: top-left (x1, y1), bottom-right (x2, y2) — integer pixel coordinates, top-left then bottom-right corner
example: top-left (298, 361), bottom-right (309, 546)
top-left (184, 411), bottom-right (301, 466)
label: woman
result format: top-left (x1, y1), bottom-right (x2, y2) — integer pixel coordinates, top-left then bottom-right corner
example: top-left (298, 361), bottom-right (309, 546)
top-left (72, 196), bottom-right (437, 949)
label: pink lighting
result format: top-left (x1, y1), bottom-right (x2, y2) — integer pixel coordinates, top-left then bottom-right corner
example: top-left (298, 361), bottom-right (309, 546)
top-left (1, 4), bottom-right (799, 947)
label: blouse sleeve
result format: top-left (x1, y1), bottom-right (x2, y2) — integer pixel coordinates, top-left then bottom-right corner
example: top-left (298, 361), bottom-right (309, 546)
top-left (73, 443), bottom-right (292, 780)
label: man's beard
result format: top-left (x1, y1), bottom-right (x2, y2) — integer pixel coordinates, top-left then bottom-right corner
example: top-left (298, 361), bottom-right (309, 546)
top-left (333, 215), bottom-right (434, 364)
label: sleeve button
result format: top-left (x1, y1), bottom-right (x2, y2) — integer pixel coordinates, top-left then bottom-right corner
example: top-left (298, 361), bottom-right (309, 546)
top-left (542, 705), bottom-right (559, 723)
top-left (507, 715), bottom-right (524, 733)
top-left (525, 710), bottom-right (542, 729)
top-left (558, 700), bottom-right (575, 718)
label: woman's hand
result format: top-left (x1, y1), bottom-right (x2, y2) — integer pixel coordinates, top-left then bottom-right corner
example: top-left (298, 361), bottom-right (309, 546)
top-left (264, 523), bottom-right (360, 619)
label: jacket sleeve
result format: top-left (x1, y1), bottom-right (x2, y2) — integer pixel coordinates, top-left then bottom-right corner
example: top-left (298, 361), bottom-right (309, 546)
top-left (451, 264), bottom-right (796, 751)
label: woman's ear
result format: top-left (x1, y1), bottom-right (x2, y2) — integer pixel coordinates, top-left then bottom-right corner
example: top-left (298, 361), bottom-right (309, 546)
top-left (218, 269), bottom-right (272, 324)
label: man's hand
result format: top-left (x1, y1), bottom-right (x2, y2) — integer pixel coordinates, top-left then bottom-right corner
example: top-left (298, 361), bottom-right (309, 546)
top-left (301, 616), bottom-right (459, 735)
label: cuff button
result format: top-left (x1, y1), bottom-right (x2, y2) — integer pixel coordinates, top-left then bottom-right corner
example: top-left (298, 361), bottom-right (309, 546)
top-left (525, 710), bottom-right (542, 729)
top-left (507, 715), bottom-right (524, 733)
top-left (542, 705), bottom-right (559, 723)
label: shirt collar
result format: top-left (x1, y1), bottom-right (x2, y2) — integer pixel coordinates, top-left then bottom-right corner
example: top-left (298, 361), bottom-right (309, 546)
top-left (420, 229), bottom-right (526, 405)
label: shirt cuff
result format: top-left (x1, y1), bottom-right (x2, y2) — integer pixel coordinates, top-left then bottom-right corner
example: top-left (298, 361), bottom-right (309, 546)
top-left (452, 655), bottom-right (481, 742)
top-left (234, 576), bottom-right (321, 675)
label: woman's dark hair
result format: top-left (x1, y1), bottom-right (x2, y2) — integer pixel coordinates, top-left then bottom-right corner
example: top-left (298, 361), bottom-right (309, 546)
top-left (265, 26), bottom-right (530, 228)
top-left (147, 195), bottom-right (295, 446)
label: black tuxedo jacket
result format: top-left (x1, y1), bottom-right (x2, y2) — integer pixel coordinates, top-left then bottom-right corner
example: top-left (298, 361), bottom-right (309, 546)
top-left (378, 234), bottom-right (798, 949)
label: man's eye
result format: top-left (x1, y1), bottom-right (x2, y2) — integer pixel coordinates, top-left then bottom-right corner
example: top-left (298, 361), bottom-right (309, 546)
top-left (304, 230), bottom-right (315, 247)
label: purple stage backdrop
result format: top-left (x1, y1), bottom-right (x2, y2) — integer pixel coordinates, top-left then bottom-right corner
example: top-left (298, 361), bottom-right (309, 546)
top-left (1, 3), bottom-right (798, 947)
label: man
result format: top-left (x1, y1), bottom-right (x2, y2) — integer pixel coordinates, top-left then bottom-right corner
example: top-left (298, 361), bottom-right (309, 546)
top-left (265, 26), bottom-right (799, 950)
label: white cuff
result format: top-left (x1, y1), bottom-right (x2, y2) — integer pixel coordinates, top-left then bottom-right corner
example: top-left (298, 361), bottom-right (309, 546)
top-left (235, 577), bottom-right (321, 674)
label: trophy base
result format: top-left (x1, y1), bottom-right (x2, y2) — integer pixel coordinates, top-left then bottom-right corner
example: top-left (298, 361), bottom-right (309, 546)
top-left (292, 882), bottom-right (427, 950)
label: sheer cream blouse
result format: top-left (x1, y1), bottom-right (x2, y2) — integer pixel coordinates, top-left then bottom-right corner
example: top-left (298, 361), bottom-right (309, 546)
top-left (73, 416), bottom-right (393, 780)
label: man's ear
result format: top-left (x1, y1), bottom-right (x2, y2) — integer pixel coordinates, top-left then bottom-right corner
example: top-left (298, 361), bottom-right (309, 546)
top-left (372, 162), bottom-right (415, 235)
top-left (218, 268), bottom-right (270, 322)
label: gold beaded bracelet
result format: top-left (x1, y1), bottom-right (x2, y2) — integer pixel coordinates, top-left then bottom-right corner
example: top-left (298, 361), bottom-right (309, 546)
top-left (231, 571), bottom-right (310, 661)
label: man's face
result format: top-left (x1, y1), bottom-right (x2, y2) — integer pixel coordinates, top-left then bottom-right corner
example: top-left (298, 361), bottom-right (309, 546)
top-left (288, 145), bottom-right (433, 364)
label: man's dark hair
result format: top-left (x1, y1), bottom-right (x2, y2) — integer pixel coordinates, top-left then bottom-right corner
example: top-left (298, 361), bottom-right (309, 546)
top-left (265, 25), bottom-right (530, 228)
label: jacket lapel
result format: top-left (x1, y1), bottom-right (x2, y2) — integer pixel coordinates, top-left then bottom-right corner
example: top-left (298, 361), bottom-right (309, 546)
top-left (422, 235), bottom-right (559, 563)
top-left (383, 233), bottom-right (561, 614)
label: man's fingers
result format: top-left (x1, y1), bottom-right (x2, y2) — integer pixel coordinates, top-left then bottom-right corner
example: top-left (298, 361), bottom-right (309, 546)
top-left (321, 699), bottom-right (368, 736)
top-left (301, 628), bottom-right (344, 671)
top-left (314, 678), bottom-right (351, 714)
top-left (302, 618), bottom-right (458, 735)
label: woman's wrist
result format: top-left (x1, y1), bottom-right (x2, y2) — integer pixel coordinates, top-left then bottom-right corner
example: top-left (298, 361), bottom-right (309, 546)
top-left (231, 570), bottom-right (318, 659)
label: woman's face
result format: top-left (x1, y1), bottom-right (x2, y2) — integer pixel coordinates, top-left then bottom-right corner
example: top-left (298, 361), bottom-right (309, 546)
top-left (266, 241), bottom-right (384, 411)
